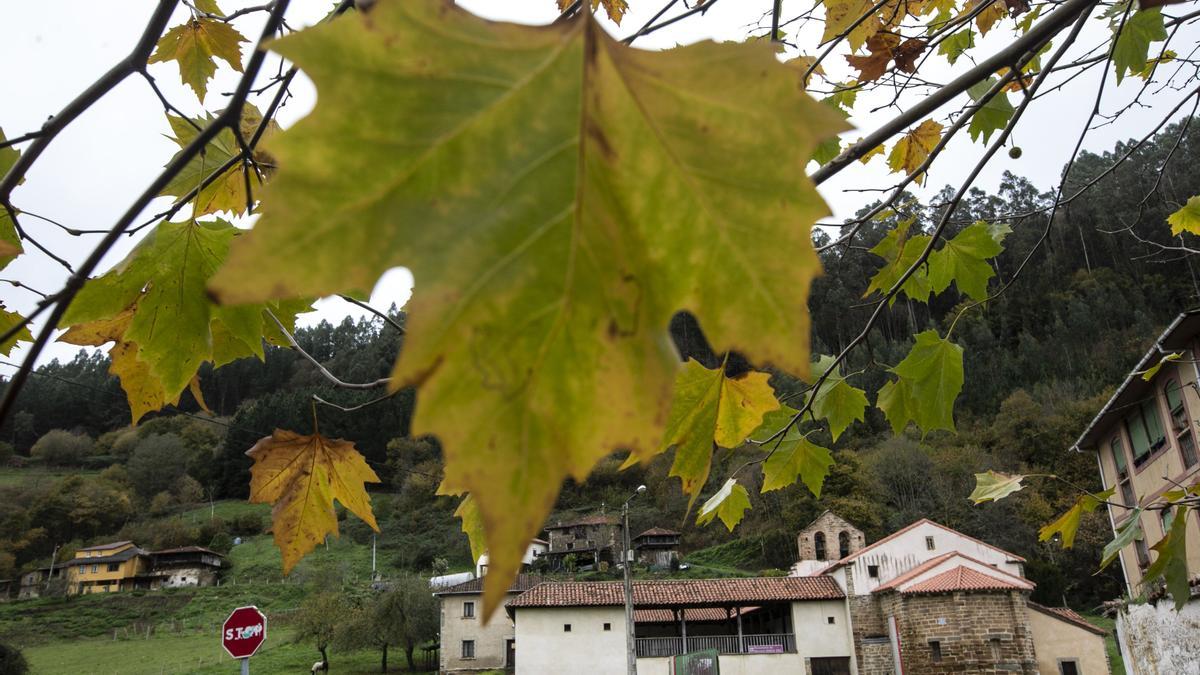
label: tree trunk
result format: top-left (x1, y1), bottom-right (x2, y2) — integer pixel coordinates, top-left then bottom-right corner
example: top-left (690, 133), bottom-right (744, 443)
top-left (381, 643), bottom-right (388, 673)
top-left (319, 645), bottom-right (329, 672)
top-left (404, 639), bottom-right (416, 673)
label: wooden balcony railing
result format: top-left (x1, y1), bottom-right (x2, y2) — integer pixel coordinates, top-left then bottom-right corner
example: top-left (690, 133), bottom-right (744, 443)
top-left (635, 633), bottom-right (796, 658)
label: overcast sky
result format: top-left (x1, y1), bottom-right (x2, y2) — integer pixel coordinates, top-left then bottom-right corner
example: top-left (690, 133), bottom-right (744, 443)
top-left (0, 0), bottom-right (1194, 375)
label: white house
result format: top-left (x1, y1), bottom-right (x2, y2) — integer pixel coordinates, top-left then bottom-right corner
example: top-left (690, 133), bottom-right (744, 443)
top-left (475, 538), bottom-right (550, 577)
top-left (435, 573), bottom-right (546, 672)
top-left (506, 576), bottom-right (854, 674)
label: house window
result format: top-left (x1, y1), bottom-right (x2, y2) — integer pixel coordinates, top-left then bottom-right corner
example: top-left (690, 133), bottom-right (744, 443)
top-left (838, 531), bottom-right (851, 559)
top-left (1165, 379), bottom-right (1198, 468)
top-left (564, 624), bottom-right (572, 632)
top-left (827, 616), bottom-right (836, 624)
top-left (91, 564), bottom-right (98, 574)
top-left (814, 532), bottom-right (827, 560)
top-left (461, 640), bottom-right (475, 659)
top-left (989, 638), bottom-right (1002, 660)
top-left (1059, 660), bottom-right (1080, 675)
top-left (1112, 437), bottom-right (1136, 506)
top-left (603, 623), bottom-right (612, 631)
top-left (107, 563), bottom-right (119, 572)
top-left (462, 601), bottom-right (475, 618)
top-left (925, 536), bottom-right (935, 551)
top-left (1126, 398), bottom-right (1166, 467)
top-left (930, 640), bottom-right (942, 663)
top-left (868, 565), bottom-right (879, 579)
top-left (1135, 536), bottom-right (1151, 568)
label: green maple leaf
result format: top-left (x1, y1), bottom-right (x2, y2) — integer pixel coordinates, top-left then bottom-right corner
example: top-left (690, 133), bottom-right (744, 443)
top-left (148, 17), bottom-right (247, 101)
top-left (1139, 352), bottom-right (1182, 381)
top-left (1039, 487), bottom-right (1115, 548)
top-left (0, 129), bottom-right (25, 271)
top-left (753, 407), bottom-right (834, 497)
top-left (60, 219), bottom-right (307, 422)
top-left (966, 78), bottom-right (1013, 144)
top-left (208, 0), bottom-right (844, 615)
top-left (969, 470), bottom-right (1025, 503)
top-left (807, 355), bottom-right (868, 441)
top-left (660, 359), bottom-right (780, 507)
top-left (1167, 196), bottom-right (1200, 236)
top-left (938, 30), bottom-right (974, 66)
top-left (879, 330), bottom-right (963, 434)
top-left (1100, 508), bottom-right (1143, 570)
top-left (1144, 506), bottom-right (1191, 609)
top-left (696, 479), bottom-right (752, 531)
top-left (159, 107), bottom-right (279, 218)
top-left (927, 222), bottom-right (1004, 301)
top-left (865, 219), bottom-right (934, 304)
top-left (1112, 8), bottom-right (1166, 84)
top-left (0, 303), bottom-right (31, 357)
top-left (455, 494), bottom-right (486, 565)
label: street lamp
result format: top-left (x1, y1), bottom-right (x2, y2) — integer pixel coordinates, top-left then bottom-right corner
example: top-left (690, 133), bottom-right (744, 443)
top-left (622, 484), bottom-right (647, 675)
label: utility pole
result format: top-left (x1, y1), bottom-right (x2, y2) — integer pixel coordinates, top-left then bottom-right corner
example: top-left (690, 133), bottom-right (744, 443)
top-left (622, 485), bottom-right (646, 675)
top-left (45, 543), bottom-right (59, 593)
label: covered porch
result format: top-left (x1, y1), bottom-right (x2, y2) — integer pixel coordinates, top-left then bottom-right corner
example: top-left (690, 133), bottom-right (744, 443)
top-left (633, 603), bottom-right (796, 658)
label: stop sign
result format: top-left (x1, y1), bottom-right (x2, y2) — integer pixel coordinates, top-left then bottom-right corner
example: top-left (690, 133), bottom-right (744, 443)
top-left (222, 606), bottom-right (267, 659)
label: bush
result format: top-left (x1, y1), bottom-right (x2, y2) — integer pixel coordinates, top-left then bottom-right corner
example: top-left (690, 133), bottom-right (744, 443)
top-left (173, 474), bottom-right (204, 504)
top-left (149, 491), bottom-right (176, 515)
top-left (0, 641), bottom-right (29, 675)
top-left (29, 430), bottom-right (92, 466)
top-left (230, 513), bottom-right (264, 536)
top-left (0, 442), bottom-right (12, 465)
top-left (126, 433), bottom-right (188, 498)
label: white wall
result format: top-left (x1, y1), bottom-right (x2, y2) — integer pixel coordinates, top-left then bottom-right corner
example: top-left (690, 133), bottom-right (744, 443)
top-left (515, 606), bottom-right (627, 674)
top-left (1117, 599), bottom-right (1200, 675)
top-left (844, 522), bottom-right (1024, 595)
top-left (637, 652), bottom-right (805, 675)
top-left (441, 591), bottom-right (515, 672)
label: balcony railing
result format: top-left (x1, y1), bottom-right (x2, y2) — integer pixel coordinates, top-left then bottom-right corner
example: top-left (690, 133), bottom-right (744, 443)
top-left (635, 633), bottom-right (796, 658)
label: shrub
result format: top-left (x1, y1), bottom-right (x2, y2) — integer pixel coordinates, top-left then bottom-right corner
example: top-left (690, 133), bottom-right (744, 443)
top-left (149, 491), bottom-right (176, 515)
top-left (173, 474), bottom-right (204, 504)
top-left (230, 513), bottom-right (264, 536)
top-left (29, 430), bottom-right (92, 466)
top-left (126, 433), bottom-right (188, 498)
top-left (0, 641), bottom-right (29, 675)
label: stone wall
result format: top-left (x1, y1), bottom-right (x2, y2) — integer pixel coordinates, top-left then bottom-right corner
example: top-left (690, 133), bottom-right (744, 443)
top-left (879, 590), bottom-right (1037, 674)
top-left (1117, 598), bottom-right (1200, 675)
top-left (858, 638), bottom-right (894, 675)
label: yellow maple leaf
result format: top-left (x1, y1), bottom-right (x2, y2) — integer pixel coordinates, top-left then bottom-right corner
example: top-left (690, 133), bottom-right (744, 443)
top-left (148, 18), bottom-right (247, 101)
top-left (555, 0), bottom-right (630, 23)
top-left (887, 119), bottom-right (943, 184)
top-left (246, 430), bottom-right (381, 574)
top-left (971, 0), bottom-right (1006, 35)
top-left (859, 139), bottom-right (886, 164)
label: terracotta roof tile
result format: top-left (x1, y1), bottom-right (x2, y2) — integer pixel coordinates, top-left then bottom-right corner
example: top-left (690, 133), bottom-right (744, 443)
top-left (508, 576), bottom-right (844, 609)
top-left (901, 566), bottom-right (1032, 595)
top-left (434, 574), bottom-right (546, 596)
top-left (635, 527), bottom-right (681, 538)
top-left (1028, 603), bottom-right (1108, 635)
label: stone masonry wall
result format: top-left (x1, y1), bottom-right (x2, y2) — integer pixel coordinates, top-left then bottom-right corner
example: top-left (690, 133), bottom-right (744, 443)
top-left (798, 512), bottom-right (866, 562)
top-left (858, 639), bottom-right (895, 675)
top-left (882, 590), bottom-right (1037, 674)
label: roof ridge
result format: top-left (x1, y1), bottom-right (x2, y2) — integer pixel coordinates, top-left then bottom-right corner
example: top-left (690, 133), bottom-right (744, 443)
top-left (821, 519), bottom-right (1026, 571)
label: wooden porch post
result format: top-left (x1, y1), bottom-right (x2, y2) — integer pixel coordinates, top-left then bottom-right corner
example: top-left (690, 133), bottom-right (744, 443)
top-left (680, 609), bottom-right (687, 653)
top-left (736, 606), bottom-right (744, 653)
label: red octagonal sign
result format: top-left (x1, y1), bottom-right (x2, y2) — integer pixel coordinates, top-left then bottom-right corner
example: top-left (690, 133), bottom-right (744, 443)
top-left (222, 605), bottom-right (267, 659)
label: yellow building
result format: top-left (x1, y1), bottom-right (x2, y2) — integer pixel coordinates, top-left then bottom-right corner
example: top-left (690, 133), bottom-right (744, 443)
top-left (65, 541), bottom-right (150, 595)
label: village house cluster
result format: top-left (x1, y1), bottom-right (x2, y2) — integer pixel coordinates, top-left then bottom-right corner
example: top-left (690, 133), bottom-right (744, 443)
top-left (436, 512), bottom-right (1109, 674)
top-left (12, 540), bottom-right (225, 599)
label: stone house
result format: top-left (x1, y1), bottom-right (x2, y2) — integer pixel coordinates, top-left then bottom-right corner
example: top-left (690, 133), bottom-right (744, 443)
top-left (792, 510), bottom-right (867, 576)
top-left (434, 573), bottom-right (545, 672)
top-left (1069, 310), bottom-right (1200, 672)
top-left (800, 516), bottom-right (1108, 674)
top-left (146, 546), bottom-right (226, 588)
top-left (17, 564), bottom-right (64, 599)
top-left (506, 576), bottom-right (854, 674)
top-left (632, 527), bottom-right (680, 569)
top-left (543, 514), bottom-right (621, 570)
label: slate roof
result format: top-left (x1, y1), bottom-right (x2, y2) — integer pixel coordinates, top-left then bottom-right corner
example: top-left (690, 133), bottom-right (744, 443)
top-left (545, 515), bottom-right (619, 530)
top-left (434, 574), bottom-right (546, 596)
top-left (151, 546), bottom-right (225, 557)
top-left (634, 527), bottom-right (681, 539)
top-left (65, 546), bottom-right (147, 567)
top-left (1028, 603), bottom-right (1108, 635)
top-left (507, 576), bottom-right (844, 609)
top-left (78, 541), bottom-right (133, 552)
top-left (900, 566), bottom-right (1033, 595)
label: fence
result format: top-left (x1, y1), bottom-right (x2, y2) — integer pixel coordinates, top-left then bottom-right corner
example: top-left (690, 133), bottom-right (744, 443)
top-left (635, 633), bottom-right (796, 657)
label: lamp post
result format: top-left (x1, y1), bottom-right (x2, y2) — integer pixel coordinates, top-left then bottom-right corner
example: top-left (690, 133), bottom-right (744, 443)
top-left (622, 484), bottom-right (646, 675)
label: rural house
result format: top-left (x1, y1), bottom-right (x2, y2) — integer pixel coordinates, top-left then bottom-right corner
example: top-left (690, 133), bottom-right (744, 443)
top-left (434, 573), bottom-right (546, 672)
top-left (631, 527), bottom-right (681, 569)
top-left (506, 576), bottom-right (854, 674)
top-left (46, 541), bottom-right (226, 596)
top-left (1070, 310), bottom-right (1200, 671)
top-left (799, 515), bottom-right (1109, 674)
top-left (543, 514), bottom-right (622, 570)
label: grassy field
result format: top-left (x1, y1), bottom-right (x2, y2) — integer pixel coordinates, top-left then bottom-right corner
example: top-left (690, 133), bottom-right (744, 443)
top-left (0, 466), bottom-right (98, 487)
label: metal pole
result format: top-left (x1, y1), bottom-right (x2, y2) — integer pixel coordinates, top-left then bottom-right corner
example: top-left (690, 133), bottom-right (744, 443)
top-left (622, 500), bottom-right (637, 675)
top-left (240, 657), bottom-right (249, 674)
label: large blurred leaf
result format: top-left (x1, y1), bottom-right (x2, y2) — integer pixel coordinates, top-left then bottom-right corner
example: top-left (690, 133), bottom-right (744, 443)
top-left (1143, 506), bottom-right (1190, 608)
top-left (209, 0), bottom-right (844, 614)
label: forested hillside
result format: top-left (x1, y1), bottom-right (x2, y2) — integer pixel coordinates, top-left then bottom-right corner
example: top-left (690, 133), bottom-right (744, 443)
top-left (3, 119), bottom-right (1198, 610)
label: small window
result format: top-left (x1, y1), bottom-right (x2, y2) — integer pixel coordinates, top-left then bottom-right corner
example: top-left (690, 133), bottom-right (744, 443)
top-left (1059, 660), bottom-right (1080, 675)
top-left (930, 640), bottom-right (942, 663)
top-left (91, 564), bottom-right (98, 574)
top-left (838, 531), bottom-right (851, 558)
top-left (461, 640), bottom-right (475, 659)
top-left (107, 563), bottom-right (119, 572)
top-left (989, 638), bottom-right (1002, 660)
top-left (827, 616), bottom-right (836, 624)
top-left (868, 565), bottom-right (879, 579)
top-left (603, 622), bottom-right (612, 631)
top-left (925, 536), bottom-right (935, 551)
top-left (1135, 536), bottom-right (1151, 568)
top-left (564, 624), bottom-right (572, 632)
top-left (463, 601), bottom-right (475, 618)
top-left (814, 532), bottom-right (827, 560)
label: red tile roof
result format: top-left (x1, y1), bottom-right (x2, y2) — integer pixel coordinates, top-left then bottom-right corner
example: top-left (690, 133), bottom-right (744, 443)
top-left (873, 552), bottom-right (1033, 594)
top-left (1028, 603), bottom-right (1108, 635)
top-left (434, 574), bottom-right (546, 596)
top-left (508, 576), bottom-right (844, 609)
top-left (635, 527), bottom-right (681, 538)
top-left (901, 566), bottom-right (1032, 595)
top-left (818, 519), bottom-right (1026, 574)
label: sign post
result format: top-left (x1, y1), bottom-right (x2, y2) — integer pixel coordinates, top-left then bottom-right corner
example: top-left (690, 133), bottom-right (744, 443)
top-left (222, 605), bottom-right (267, 673)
